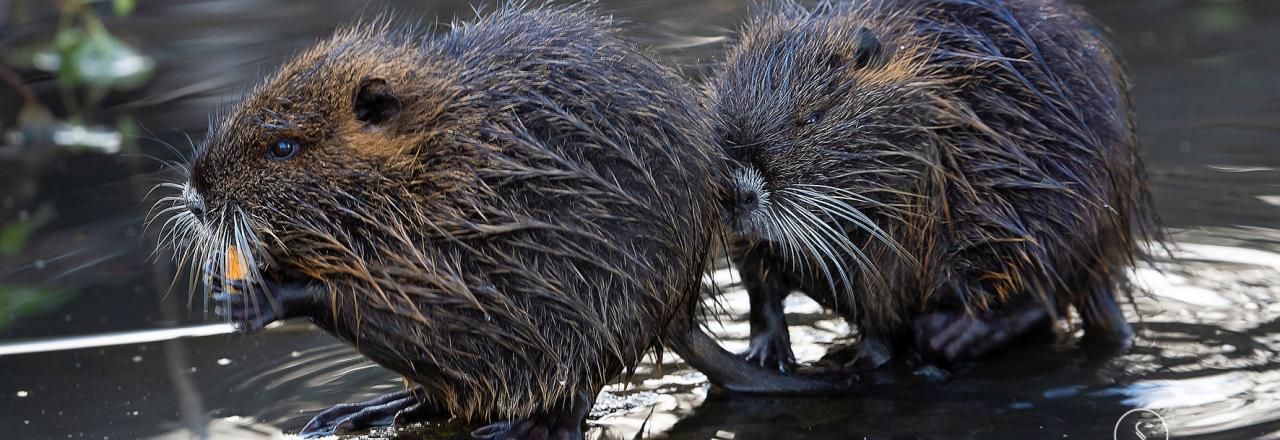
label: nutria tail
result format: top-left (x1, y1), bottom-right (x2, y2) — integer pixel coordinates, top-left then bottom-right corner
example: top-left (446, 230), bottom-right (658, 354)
top-left (673, 326), bottom-right (1000, 402)
top-left (669, 325), bottom-right (859, 395)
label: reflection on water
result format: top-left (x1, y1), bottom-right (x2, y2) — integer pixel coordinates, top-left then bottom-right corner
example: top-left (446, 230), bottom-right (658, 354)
top-left (7, 241), bottom-right (1279, 440)
top-left (1, 0), bottom-right (1279, 439)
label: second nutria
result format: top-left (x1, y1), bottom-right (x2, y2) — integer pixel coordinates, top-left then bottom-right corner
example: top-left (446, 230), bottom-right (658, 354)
top-left (154, 4), bottom-right (732, 438)
top-left (705, 0), bottom-right (1157, 378)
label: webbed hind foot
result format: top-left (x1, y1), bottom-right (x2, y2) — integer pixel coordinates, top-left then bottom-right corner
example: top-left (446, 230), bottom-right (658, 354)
top-left (913, 301), bottom-right (1050, 363)
top-left (846, 331), bottom-right (893, 371)
top-left (299, 389), bottom-right (440, 438)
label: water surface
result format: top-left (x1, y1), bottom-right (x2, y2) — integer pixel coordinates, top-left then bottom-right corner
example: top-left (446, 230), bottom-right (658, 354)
top-left (1, 1), bottom-right (1278, 439)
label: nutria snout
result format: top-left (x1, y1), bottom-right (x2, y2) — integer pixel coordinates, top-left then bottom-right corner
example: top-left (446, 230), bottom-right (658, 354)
top-left (723, 166), bottom-right (773, 237)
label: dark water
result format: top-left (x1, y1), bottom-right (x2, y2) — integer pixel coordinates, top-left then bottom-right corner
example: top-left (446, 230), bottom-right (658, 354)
top-left (1, 0), bottom-right (1278, 439)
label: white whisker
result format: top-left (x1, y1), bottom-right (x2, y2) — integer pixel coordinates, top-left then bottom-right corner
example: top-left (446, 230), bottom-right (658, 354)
top-left (787, 187), bottom-right (910, 263)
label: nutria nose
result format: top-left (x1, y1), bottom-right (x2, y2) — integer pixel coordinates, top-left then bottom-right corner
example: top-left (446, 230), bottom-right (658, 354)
top-left (737, 190), bottom-right (759, 211)
top-left (188, 202), bottom-right (205, 220)
top-left (183, 184), bottom-right (207, 221)
top-left (728, 188), bottom-right (760, 215)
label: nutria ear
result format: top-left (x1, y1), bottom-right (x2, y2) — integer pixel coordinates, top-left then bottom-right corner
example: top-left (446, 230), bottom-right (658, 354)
top-left (353, 78), bottom-right (402, 125)
top-left (823, 27), bottom-right (885, 71)
top-left (850, 27), bottom-right (884, 69)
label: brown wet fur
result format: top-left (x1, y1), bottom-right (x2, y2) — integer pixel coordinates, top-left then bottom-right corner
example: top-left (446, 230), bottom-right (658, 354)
top-left (708, 0), bottom-right (1158, 369)
top-left (156, 3), bottom-right (726, 431)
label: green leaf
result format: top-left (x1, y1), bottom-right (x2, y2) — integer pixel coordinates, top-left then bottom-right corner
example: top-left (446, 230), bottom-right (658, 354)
top-left (113, 0), bottom-right (136, 17)
top-left (117, 115), bottom-right (140, 155)
top-left (66, 26), bottom-right (155, 90)
top-left (0, 286), bottom-right (74, 330)
top-left (0, 225), bottom-right (28, 256)
top-left (0, 204), bottom-right (55, 257)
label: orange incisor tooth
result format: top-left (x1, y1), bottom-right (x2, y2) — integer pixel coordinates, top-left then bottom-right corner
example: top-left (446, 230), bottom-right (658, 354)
top-left (225, 245), bottom-right (246, 294)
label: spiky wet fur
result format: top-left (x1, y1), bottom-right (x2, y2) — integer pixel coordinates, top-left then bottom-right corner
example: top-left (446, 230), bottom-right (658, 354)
top-left (709, 0), bottom-right (1157, 335)
top-left (150, 4), bottom-right (725, 422)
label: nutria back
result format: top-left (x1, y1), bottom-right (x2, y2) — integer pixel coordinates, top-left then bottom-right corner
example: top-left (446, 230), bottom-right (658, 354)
top-left (163, 4), bottom-right (725, 423)
top-left (709, 0), bottom-right (1155, 335)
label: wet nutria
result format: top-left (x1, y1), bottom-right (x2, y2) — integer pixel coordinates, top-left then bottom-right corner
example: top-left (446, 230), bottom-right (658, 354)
top-left (152, 4), bottom-right (732, 438)
top-left (704, 0), bottom-right (1157, 380)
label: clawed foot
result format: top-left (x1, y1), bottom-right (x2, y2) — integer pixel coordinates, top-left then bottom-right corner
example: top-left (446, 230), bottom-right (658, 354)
top-left (204, 263), bottom-right (315, 333)
top-left (913, 303), bottom-right (1049, 363)
top-left (299, 389), bottom-right (438, 438)
top-left (914, 310), bottom-right (1000, 362)
top-left (743, 331), bottom-right (796, 373)
top-left (846, 333), bottom-right (892, 371)
top-left (471, 392), bottom-right (591, 440)
top-left (205, 265), bottom-right (276, 333)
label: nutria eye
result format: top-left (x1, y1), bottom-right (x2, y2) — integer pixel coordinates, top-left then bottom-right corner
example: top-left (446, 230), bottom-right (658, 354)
top-left (269, 139), bottom-right (299, 160)
top-left (800, 112), bottom-right (823, 127)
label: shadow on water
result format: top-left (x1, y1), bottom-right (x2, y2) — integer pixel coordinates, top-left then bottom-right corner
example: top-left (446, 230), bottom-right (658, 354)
top-left (1, 0), bottom-right (1278, 439)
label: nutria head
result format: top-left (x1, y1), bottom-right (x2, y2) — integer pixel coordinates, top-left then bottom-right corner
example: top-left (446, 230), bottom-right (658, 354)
top-left (153, 27), bottom-right (478, 295)
top-left (707, 3), bottom-right (927, 276)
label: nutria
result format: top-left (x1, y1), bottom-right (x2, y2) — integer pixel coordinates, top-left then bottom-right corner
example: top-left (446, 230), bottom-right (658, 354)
top-left (704, 0), bottom-right (1157, 380)
top-left (151, 5), bottom-right (736, 438)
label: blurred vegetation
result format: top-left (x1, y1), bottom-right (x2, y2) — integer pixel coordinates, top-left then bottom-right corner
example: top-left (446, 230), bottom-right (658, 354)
top-left (0, 203), bottom-right (53, 257)
top-left (0, 0), bottom-right (152, 330)
top-left (0, 285), bottom-right (72, 330)
top-left (3, 0), bottom-right (152, 153)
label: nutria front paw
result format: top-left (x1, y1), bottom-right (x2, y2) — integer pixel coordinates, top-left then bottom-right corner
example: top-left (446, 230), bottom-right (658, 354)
top-left (743, 331), bottom-right (796, 373)
top-left (204, 265), bottom-right (308, 333)
top-left (208, 287), bottom-right (277, 334)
